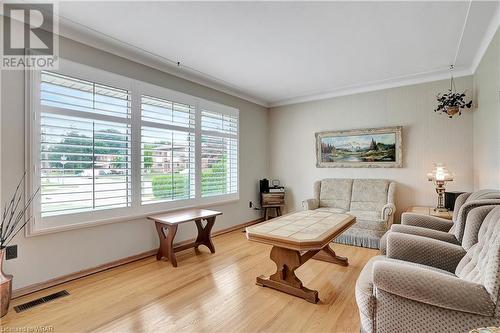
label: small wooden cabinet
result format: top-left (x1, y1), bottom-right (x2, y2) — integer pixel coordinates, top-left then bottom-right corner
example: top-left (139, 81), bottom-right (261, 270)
top-left (262, 193), bottom-right (285, 206)
top-left (261, 192), bottom-right (285, 220)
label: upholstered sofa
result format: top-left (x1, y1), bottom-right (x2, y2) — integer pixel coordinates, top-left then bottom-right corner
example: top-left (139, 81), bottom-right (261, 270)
top-left (356, 205), bottom-right (500, 333)
top-left (302, 178), bottom-right (396, 249)
top-left (379, 189), bottom-right (500, 254)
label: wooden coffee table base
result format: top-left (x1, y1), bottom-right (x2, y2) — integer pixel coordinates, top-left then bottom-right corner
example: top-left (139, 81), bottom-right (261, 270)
top-left (312, 245), bottom-right (349, 266)
top-left (256, 245), bottom-right (348, 303)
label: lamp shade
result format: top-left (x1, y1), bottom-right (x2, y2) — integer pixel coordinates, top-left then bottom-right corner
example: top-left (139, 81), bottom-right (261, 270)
top-left (427, 164), bottom-right (453, 182)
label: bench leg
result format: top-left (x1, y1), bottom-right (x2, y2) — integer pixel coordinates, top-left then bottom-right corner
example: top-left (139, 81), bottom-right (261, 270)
top-left (194, 216), bottom-right (216, 253)
top-left (155, 222), bottom-right (178, 267)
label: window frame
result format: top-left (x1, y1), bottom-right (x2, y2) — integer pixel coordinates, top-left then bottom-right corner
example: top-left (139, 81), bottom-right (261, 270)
top-left (26, 59), bottom-right (239, 236)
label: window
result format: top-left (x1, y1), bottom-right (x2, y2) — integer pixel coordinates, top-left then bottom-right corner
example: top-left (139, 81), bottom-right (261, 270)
top-left (28, 60), bottom-right (239, 233)
top-left (201, 109), bottom-right (238, 197)
top-left (39, 71), bottom-right (132, 217)
top-left (140, 95), bottom-right (195, 204)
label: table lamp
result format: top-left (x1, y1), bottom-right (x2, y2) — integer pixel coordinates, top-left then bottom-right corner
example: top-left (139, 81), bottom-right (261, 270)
top-left (427, 163), bottom-right (453, 212)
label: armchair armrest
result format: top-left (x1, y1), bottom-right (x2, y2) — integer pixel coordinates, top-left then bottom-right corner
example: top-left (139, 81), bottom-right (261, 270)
top-left (386, 232), bottom-right (465, 272)
top-left (401, 212), bottom-right (453, 232)
top-left (452, 192), bottom-right (471, 221)
top-left (302, 198), bottom-right (319, 210)
top-left (389, 224), bottom-right (458, 244)
top-left (373, 260), bottom-right (495, 316)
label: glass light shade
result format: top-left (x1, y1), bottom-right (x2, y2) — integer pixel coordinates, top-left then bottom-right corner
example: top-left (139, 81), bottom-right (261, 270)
top-left (427, 164), bottom-right (453, 182)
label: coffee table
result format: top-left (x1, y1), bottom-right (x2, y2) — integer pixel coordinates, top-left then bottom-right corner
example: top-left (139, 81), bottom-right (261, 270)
top-left (246, 210), bottom-right (356, 303)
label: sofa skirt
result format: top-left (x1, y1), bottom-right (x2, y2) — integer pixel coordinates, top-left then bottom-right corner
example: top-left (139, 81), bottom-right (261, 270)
top-left (334, 227), bottom-right (384, 249)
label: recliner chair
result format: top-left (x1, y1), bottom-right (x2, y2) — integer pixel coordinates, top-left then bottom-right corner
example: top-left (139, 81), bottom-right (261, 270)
top-left (379, 189), bottom-right (500, 253)
top-left (356, 205), bottom-right (500, 333)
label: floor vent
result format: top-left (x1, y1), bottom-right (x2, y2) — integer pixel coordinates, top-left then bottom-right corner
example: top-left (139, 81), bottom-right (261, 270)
top-left (14, 290), bottom-right (70, 313)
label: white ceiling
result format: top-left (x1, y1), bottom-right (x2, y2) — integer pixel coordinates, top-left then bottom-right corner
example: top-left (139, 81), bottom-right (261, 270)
top-left (56, 1), bottom-right (500, 107)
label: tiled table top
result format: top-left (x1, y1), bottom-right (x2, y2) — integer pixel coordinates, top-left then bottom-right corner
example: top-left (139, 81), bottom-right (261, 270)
top-left (246, 210), bottom-right (355, 251)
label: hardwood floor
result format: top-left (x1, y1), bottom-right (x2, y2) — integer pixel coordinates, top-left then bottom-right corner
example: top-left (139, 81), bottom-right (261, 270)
top-left (1, 229), bottom-right (378, 333)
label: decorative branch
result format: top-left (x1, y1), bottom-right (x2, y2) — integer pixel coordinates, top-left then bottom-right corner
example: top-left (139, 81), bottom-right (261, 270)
top-left (4, 217), bottom-right (32, 248)
top-left (0, 172), bottom-right (25, 242)
top-left (0, 172), bottom-right (39, 248)
top-left (3, 188), bottom-right (39, 245)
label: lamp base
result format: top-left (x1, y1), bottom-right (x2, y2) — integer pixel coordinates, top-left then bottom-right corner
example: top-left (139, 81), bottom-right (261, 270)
top-left (433, 207), bottom-right (449, 213)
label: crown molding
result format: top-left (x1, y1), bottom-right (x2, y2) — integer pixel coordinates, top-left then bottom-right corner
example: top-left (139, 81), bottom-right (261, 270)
top-left (269, 67), bottom-right (474, 108)
top-left (269, 2), bottom-right (498, 108)
top-left (470, 5), bottom-right (500, 74)
top-left (57, 17), bottom-right (269, 108)
top-left (54, 5), bottom-right (498, 110)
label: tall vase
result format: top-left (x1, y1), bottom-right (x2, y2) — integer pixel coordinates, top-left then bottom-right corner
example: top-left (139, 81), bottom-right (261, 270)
top-left (0, 248), bottom-right (13, 317)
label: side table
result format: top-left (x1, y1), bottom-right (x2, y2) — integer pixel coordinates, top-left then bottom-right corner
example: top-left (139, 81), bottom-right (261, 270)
top-left (405, 206), bottom-right (453, 220)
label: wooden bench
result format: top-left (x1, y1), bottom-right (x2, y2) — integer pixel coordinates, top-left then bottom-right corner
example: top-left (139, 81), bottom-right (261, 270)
top-left (148, 209), bottom-right (222, 267)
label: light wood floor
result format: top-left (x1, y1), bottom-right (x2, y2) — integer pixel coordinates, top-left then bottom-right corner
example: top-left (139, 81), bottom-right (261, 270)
top-left (1, 229), bottom-right (378, 333)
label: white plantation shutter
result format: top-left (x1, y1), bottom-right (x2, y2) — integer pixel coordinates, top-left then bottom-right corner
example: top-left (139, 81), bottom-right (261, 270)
top-left (40, 71), bottom-right (132, 217)
top-left (140, 95), bottom-right (196, 204)
top-left (201, 109), bottom-right (238, 197)
top-left (41, 71), bottom-right (130, 118)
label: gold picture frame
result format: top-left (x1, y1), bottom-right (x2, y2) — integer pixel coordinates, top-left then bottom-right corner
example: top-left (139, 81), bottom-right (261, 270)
top-left (315, 126), bottom-right (403, 168)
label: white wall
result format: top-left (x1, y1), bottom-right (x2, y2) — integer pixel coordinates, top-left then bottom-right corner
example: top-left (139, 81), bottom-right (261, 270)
top-left (0, 36), bottom-right (269, 289)
top-left (269, 77), bottom-right (474, 219)
top-left (473, 28), bottom-right (500, 190)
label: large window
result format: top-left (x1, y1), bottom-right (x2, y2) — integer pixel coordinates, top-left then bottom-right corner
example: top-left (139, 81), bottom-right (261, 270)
top-left (28, 60), bottom-right (239, 233)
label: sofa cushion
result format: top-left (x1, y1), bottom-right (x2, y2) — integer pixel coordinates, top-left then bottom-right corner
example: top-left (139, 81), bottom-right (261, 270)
top-left (348, 210), bottom-right (386, 232)
top-left (351, 220), bottom-right (387, 232)
top-left (319, 178), bottom-right (353, 210)
top-left (348, 210), bottom-right (383, 222)
top-left (350, 179), bottom-right (389, 212)
top-left (316, 207), bottom-right (346, 213)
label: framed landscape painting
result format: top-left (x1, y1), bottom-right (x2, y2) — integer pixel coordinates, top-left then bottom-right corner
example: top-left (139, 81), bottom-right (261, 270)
top-left (316, 126), bottom-right (402, 168)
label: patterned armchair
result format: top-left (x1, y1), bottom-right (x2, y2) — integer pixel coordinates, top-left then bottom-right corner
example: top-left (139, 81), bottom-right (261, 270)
top-left (356, 206), bottom-right (500, 333)
top-left (379, 189), bottom-right (500, 254)
top-left (302, 178), bottom-right (396, 249)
